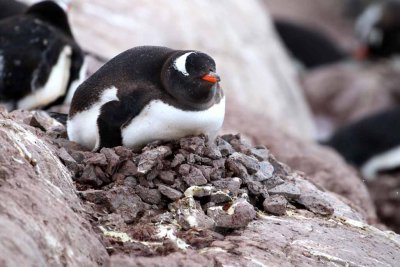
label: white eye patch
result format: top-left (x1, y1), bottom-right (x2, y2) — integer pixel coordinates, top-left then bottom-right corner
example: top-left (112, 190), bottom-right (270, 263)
top-left (173, 52), bottom-right (194, 76)
top-left (355, 4), bottom-right (383, 42)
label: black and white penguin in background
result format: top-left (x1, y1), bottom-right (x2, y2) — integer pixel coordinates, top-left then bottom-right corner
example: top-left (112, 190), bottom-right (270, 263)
top-left (67, 46), bottom-right (225, 151)
top-left (324, 107), bottom-right (400, 178)
top-left (273, 20), bottom-right (348, 70)
top-left (355, 0), bottom-right (400, 59)
top-left (0, 0), bottom-right (86, 111)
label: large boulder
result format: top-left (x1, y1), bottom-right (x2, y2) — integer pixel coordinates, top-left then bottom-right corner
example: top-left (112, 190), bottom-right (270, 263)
top-left (56, 0), bottom-right (314, 139)
top-left (1, 110), bottom-right (398, 266)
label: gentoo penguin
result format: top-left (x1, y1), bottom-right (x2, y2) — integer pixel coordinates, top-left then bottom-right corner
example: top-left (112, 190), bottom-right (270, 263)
top-left (67, 46), bottom-right (225, 151)
top-left (0, 1), bottom-right (86, 111)
top-left (355, 0), bottom-right (400, 58)
top-left (324, 107), bottom-right (400, 178)
top-left (273, 20), bottom-right (347, 69)
top-left (0, 0), bottom-right (27, 20)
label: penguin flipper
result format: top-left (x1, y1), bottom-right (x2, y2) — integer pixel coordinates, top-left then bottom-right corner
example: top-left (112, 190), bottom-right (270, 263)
top-left (97, 90), bottom-right (151, 149)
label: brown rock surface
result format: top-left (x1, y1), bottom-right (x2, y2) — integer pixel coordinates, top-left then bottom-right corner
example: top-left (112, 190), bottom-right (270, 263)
top-left (1, 110), bottom-right (399, 266)
top-left (0, 111), bottom-right (107, 266)
top-left (223, 100), bottom-right (377, 223)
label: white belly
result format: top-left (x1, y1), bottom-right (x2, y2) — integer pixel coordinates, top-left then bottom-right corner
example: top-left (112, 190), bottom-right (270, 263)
top-left (122, 97), bottom-right (225, 149)
top-left (18, 46), bottom-right (72, 110)
top-left (67, 87), bottom-right (119, 150)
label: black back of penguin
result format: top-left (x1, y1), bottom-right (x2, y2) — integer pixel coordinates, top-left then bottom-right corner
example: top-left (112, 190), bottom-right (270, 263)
top-left (0, 1), bottom-right (84, 110)
top-left (0, 0), bottom-right (27, 20)
top-left (274, 20), bottom-right (348, 69)
top-left (324, 108), bottom-right (400, 170)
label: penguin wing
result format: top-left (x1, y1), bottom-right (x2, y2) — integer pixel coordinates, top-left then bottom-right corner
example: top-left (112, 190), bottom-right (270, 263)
top-left (97, 89), bottom-right (153, 149)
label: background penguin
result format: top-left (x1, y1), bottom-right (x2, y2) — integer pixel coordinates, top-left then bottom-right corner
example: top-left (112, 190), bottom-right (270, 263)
top-left (0, 0), bottom-right (27, 20)
top-left (67, 46), bottom-right (225, 151)
top-left (0, 1), bottom-right (86, 111)
top-left (323, 107), bottom-right (400, 178)
top-left (273, 19), bottom-right (348, 69)
top-left (355, 0), bottom-right (400, 58)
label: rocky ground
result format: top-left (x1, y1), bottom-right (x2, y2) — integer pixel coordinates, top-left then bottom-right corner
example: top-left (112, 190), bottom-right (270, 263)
top-left (1, 108), bottom-right (399, 266)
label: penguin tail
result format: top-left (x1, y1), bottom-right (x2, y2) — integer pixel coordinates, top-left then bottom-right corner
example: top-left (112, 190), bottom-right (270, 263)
top-left (47, 111), bottom-right (68, 126)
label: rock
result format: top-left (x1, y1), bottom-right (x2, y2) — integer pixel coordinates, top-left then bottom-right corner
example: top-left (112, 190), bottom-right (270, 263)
top-left (57, 147), bottom-right (82, 176)
top-left (100, 148), bottom-right (120, 175)
top-left (29, 111), bottom-right (64, 133)
top-left (182, 166), bottom-right (208, 186)
top-left (171, 197), bottom-right (215, 230)
top-left (216, 137), bottom-right (235, 156)
top-left (250, 146), bottom-right (270, 161)
top-left (117, 160), bottom-right (137, 176)
top-left (246, 180), bottom-right (269, 198)
top-left (228, 152), bottom-right (260, 174)
top-left (263, 195), bottom-right (288, 215)
top-left (78, 165), bottom-right (103, 187)
top-left (296, 194), bottom-right (334, 216)
top-left (136, 146), bottom-right (171, 174)
top-left (158, 185), bottom-right (183, 201)
top-left (171, 154), bottom-right (186, 168)
top-left (136, 185), bottom-right (162, 205)
top-left (184, 186), bottom-right (213, 198)
top-left (158, 171), bottom-right (176, 185)
top-left (209, 191), bottom-right (232, 204)
top-left (268, 182), bottom-right (301, 200)
top-left (0, 113), bottom-right (107, 266)
top-left (84, 153), bottom-right (108, 166)
top-left (207, 198), bottom-right (256, 229)
top-left (106, 186), bottom-right (147, 223)
top-left (179, 136), bottom-right (205, 154)
top-left (212, 178), bottom-right (242, 196)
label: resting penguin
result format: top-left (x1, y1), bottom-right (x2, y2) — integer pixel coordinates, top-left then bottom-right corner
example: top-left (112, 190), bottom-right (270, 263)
top-left (274, 20), bottom-right (348, 69)
top-left (324, 107), bottom-right (400, 178)
top-left (67, 46), bottom-right (225, 151)
top-left (355, 0), bottom-right (400, 58)
top-left (0, 1), bottom-right (86, 111)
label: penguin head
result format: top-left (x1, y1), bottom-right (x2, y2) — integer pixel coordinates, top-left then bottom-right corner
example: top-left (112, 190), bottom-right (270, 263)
top-left (162, 51), bottom-right (221, 109)
top-left (26, 0), bottom-right (73, 38)
top-left (355, 1), bottom-right (400, 58)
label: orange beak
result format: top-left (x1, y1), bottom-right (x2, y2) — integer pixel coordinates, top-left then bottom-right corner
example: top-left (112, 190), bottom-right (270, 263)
top-left (353, 46), bottom-right (369, 60)
top-left (201, 72), bottom-right (220, 84)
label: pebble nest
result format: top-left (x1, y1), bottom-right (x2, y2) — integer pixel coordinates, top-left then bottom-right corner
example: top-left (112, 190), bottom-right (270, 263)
top-left (27, 111), bottom-right (334, 256)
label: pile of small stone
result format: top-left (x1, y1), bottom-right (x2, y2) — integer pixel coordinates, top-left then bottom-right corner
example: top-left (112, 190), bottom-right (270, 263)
top-left (55, 133), bottom-right (334, 232)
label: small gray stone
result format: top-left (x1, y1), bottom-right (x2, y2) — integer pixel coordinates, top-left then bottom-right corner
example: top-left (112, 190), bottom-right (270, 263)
top-left (136, 185), bottom-right (162, 205)
top-left (84, 154), bottom-right (108, 166)
top-left (137, 146), bottom-right (171, 174)
top-left (207, 198), bottom-right (256, 229)
top-left (180, 136), bottom-right (205, 154)
top-left (228, 152), bottom-right (260, 174)
top-left (124, 176), bottom-right (137, 187)
top-left (263, 175), bottom-right (285, 189)
top-left (158, 184), bottom-right (183, 200)
top-left (212, 178), bottom-right (242, 195)
top-left (171, 197), bottom-right (215, 230)
top-left (263, 195), bottom-right (288, 215)
top-left (204, 146), bottom-right (223, 159)
top-left (209, 191), bottom-right (232, 204)
top-left (268, 182), bottom-right (301, 200)
top-left (247, 180), bottom-right (269, 198)
top-left (250, 146), bottom-right (270, 161)
top-left (171, 153), bottom-right (186, 167)
top-left (216, 137), bottom-right (235, 157)
top-left (297, 194), bottom-right (334, 216)
top-left (158, 171), bottom-right (176, 185)
top-left (182, 166), bottom-right (208, 186)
